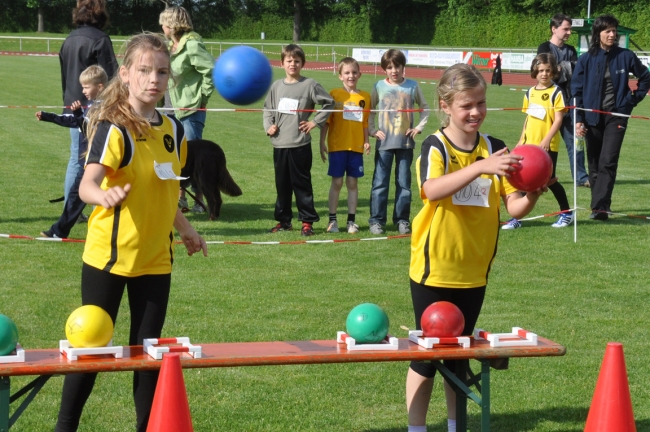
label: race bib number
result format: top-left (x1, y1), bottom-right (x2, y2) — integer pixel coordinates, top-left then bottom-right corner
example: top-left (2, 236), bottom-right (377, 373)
top-left (527, 103), bottom-right (547, 121)
top-left (154, 161), bottom-right (188, 181)
top-left (278, 98), bottom-right (299, 115)
top-left (452, 177), bottom-right (491, 207)
top-left (343, 105), bottom-right (363, 122)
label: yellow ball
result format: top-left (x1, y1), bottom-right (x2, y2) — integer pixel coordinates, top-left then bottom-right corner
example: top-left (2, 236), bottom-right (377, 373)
top-left (65, 305), bottom-right (114, 348)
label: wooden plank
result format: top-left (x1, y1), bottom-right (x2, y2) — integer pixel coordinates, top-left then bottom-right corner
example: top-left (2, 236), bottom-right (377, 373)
top-left (0, 337), bottom-right (565, 377)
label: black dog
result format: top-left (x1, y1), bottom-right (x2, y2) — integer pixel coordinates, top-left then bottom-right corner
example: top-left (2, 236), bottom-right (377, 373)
top-left (181, 139), bottom-right (242, 220)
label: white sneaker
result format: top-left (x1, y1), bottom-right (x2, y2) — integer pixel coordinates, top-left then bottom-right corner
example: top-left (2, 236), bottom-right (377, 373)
top-left (551, 212), bottom-right (573, 228)
top-left (191, 202), bottom-right (205, 213)
top-left (501, 218), bottom-right (521, 230)
top-left (327, 220), bottom-right (339, 233)
top-left (346, 221), bottom-right (359, 234)
top-left (398, 221), bottom-right (411, 234)
top-left (369, 223), bottom-right (384, 235)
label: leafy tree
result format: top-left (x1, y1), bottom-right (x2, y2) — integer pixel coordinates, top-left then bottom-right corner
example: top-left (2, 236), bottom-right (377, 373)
top-left (26, 0), bottom-right (75, 33)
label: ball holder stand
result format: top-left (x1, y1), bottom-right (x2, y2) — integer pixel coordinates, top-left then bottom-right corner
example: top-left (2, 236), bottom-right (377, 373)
top-left (144, 337), bottom-right (202, 360)
top-left (336, 331), bottom-right (399, 351)
top-left (408, 330), bottom-right (471, 349)
top-left (474, 327), bottom-right (538, 347)
top-left (59, 340), bottom-right (123, 361)
top-left (0, 343), bottom-right (25, 364)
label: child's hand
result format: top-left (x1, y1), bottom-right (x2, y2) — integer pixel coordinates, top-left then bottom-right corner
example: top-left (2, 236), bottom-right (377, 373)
top-left (320, 142), bottom-right (328, 162)
top-left (99, 183), bottom-right (131, 209)
top-left (576, 122), bottom-right (587, 137)
top-left (267, 125), bottom-right (278, 136)
top-left (35, 111), bottom-right (43, 120)
top-left (363, 142), bottom-right (371, 155)
top-left (298, 120), bottom-right (316, 134)
top-left (179, 227), bottom-right (208, 257)
top-left (526, 177), bottom-right (558, 198)
top-left (71, 101), bottom-right (82, 111)
top-left (539, 139), bottom-right (551, 152)
top-left (374, 131), bottom-right (386, 141)
top-left (480, 148), bottom-right (522, 177)
top-left (406, 128), bottom-right (421, 138)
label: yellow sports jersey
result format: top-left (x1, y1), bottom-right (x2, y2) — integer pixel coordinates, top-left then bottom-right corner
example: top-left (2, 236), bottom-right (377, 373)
top-left (326, 88), bottom-right (370, 153)
top-left (410, 130), bottom-right (518, 288)
top-left (83, 113), bottom-right (187, 277)
top-left (521, 85), bottom-right (565, 152)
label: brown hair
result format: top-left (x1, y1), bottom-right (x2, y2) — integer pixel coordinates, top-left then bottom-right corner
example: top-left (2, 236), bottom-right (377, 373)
top-left (72, 0), bottom-right (109, 29)
top-left (159, 6), bottom-right (193, 39)
top-left (436, 64), bottom-right (486, 127)
top-left (380, 49), bottom-right (406, 70)
top-left (79, 64), bottom-right (109, 86)
top-left (281, 44), bottom-right (306, 65)
top-left (86, 33), bottom-right (170, 146)
top-left (337, 57), bottom-right (360, 75)
top-left (530, 53), bottom-right (559, 80)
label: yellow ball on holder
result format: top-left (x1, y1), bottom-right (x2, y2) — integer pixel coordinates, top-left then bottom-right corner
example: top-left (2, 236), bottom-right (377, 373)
top-left (65, 305), bottom-right (114, 348)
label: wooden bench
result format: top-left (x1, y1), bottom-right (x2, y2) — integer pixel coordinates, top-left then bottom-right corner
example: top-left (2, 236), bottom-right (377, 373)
top-left (0, 336), bottom-right (565, 431)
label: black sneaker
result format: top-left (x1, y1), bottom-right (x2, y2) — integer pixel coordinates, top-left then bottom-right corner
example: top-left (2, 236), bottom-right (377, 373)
top-left (269, 222), bottom-right (292, 233)
top-left (40, 229), bottom-right (61, 239)
top-left (301, 222), bottom-right (314, 236)
top-left (590, 211), bottom-right (609, 221)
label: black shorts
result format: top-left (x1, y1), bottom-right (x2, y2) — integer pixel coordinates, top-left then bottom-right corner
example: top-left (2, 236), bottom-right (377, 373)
top-left (409, 279), bottom-right (486, 378)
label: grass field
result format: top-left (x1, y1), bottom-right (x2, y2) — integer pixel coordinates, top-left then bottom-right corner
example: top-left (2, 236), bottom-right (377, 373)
top-left (1, 54), bottom-right (649, 431)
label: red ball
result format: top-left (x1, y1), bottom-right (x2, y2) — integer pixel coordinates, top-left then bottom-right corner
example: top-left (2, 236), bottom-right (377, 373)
top-left (508, 145), bottom-right (553, 192)
top-left (421, 301), bottom-right (465, 338)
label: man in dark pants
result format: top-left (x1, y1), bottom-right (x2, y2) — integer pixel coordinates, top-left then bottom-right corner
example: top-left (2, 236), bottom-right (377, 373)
top-left (538, 14), bottom-right (591, 187)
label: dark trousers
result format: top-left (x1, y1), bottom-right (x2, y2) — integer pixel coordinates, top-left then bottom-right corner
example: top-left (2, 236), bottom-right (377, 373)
top-left (585, 115), bottom-right (628, 211)
top-left (55, 264), bottom-right (171, 432)
top-left (273, 144), bottom-right (319, 223)
top-left (50, 167), bottom-right (86, 238)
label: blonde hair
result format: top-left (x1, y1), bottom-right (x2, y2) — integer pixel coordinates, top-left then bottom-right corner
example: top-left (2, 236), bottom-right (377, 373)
top-left (159, 6), bottom-right (193, 39)
top-left (86, 33), bottom-right (170, 146)
top-left (436, 64), bottom-right (486, 127)
top-left (79, 64), bottom-right (109, 86)
top-left (337, 57), bottom-right (360, 75)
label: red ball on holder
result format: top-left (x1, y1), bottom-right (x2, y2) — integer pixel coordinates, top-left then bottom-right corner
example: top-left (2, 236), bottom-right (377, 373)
top-left (421, 301), bottom-right (465, 338)
top-left (508, 145), bottom-right (553, 192)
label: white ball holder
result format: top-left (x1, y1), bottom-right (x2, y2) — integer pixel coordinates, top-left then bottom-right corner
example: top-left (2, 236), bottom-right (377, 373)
top-left (474, 327), bottom-right (538, 347)
top-left (336, 331), bottom-right (399, 351)
top-left (0, 343), bottom-right (25, 364)
top-left (408, 330), bottom-right (470, 349)
top-left (143, 337), bottom-right (202, 360)
top-left (59, 340), bottom-right (123, 361)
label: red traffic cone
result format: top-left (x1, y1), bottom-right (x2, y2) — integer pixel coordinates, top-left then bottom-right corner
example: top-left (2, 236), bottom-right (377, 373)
top-left (584, 342), bottom-right (635, 432)
top-left (146, 353), bottom-right (193, 432)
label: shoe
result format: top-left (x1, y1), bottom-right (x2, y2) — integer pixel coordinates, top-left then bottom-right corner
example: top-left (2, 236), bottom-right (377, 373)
top-left (40, 230), bottom-right (61, 239)
top-left (326, 220), bottom-right (339, 233)
top-left (551, 212), bottom-right (574, 228)
top-left (191, 202), bottom-right (205, 213)
top-left (347, 221), bottom-right (359, 234)
top-left (397, 221), bottom-right (411, 234)
top-left (501, 218), bottom-right (521, 230)
top-left (178, 197), bottom-right (189, 210)
top-left (76, 213), bottom-right (88, 224)
top-left (301, 222), bottom-right (314, 236)
top-left (590, 210), bottom-right (609, 221)
top-left (269, 222), bottom-right (292, 233)
top-left (579, 180), bottom-right (591, 188)
top-left (369, 223), bottom-right (384, 235)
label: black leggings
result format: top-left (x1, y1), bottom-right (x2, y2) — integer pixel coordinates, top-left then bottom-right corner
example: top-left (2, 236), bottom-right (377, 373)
top-left (547, 151), bottom-right (570, 211)
top-left (55, 264), bottom-right (171, 432)
top-left (409, 280), bottom-right (486, 378)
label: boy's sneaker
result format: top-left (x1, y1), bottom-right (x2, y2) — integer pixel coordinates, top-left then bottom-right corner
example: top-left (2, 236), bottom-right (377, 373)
top-left (40, 230), bottom-right (61, 239)
top-left (76, 213), bottom-right (88, 224)
top-left (398, 221), bottom-right (411, 234)
top-left (326, 220), bottom-right (339, 233)
top-left (191, 202), bottom-right (205, 213)
top-left (301, 222), bottom-right (314, 237)
top-left (369, 223), bottom-right (384, 235)
top-left (551, 212), bottom-right (574, 228)
top-left (501, 218), bottom-right (522, 230)
top-left (347, 221), bottom-right (359, 234)
top-left (178, 197), bottom-right (189, 210)
top-left (269, 222), bottom-right (292, 233)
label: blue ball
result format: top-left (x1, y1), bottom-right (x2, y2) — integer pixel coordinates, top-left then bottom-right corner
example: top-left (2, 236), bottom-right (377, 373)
top-left (213, 46), bottom-right (273, 106)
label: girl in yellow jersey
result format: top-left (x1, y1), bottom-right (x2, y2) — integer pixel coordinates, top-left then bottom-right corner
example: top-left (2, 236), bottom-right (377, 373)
top-left (406, 64), bottom-right (551, 432)
top-left (55, 34), bottom-right (207, 432)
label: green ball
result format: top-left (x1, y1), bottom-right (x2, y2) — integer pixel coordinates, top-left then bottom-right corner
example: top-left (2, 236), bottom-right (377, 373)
top-left (0, 314), bottom-right (19, 356)
top-left (345, 303), bottom-right (389, 344)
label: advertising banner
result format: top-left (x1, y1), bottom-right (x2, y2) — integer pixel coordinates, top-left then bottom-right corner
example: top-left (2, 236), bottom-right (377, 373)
top-left (501, 52), bottom-right (537, 71)
top-left (407, 51), bottom-right (463, 67)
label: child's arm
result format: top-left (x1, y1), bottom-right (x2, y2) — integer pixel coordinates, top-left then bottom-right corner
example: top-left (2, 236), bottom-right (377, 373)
top-left (35, 109), bottom-right (81, 129)
top-left (516, 118), bottom-right (527, 146)
top-left (319, 123), bottom-right (329, 162)
top-left (502, 187), bottom-right (547, 219)
top-left (174, 210), bottom-right (208, 257)
top-left (300, 83), bottom-right (335, 134)
top-left (363, 127), bottom-right (370, 155)
top-left (407, 85), bottom-right (430, 138)
top-left (262, 85), bottom-right (278, 136)
top-left (368, 87), bottom-right (385, 140)
top-left (80, 163), bottom-right (131, 209)
top-left (538, 110), bottom-right (563, 152)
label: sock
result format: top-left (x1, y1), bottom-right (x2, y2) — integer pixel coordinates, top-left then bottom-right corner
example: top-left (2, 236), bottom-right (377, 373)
top-left (329, 213), bottom-right (337, 222)
top-left (448, 419), bottom-right (456, 432)
top-left (347, 213), bottom-right (356, 223)
top-left (407, 426), bottom-right (427, 432)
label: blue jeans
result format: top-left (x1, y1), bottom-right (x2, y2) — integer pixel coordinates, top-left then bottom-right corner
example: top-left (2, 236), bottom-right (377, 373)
top-left (64, 128), bottom-right (83, 203)
top-left (180, 110), bottom-right (206, 141)
top-left (561, 114), bottom-right (589, 184)
top-left (369, 148), bottom-right (413, 226)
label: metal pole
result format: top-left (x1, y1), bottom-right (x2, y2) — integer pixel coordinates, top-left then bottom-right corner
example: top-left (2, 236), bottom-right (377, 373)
top-left (573, 97), bottom-right (578, 243)
top-left (587, 0), bottom-right (591, 19)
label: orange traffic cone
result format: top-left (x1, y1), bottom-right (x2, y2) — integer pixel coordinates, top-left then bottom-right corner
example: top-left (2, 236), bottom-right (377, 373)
top-left (584, 342), bottom-right (635, 432)
top-left (146, 353), bottom-right (193, 432)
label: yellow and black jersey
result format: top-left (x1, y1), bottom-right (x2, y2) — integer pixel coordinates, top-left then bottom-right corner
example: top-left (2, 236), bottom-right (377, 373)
top-left (410, 130), bottom-right (517, 288)
top-left (326, 88), bottom-right (371, 153)
top-left (521, 85), bottom-right (565, 152)
top-left (83, 112), bottom-right (186, 277)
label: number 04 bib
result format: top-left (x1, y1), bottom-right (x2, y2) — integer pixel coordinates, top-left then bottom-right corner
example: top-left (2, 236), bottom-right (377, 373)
top-left (452, 177), bottom-right (492, 207)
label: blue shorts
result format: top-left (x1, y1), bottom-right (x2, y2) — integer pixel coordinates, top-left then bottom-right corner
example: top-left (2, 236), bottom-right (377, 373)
top-left (327, 151), bottom-right (364, 178)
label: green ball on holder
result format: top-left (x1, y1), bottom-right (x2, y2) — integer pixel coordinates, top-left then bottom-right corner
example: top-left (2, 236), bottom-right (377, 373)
top-left (345, 303), bottom-right (389, 344)
top-left (0, 314), bottom-right (19, 356)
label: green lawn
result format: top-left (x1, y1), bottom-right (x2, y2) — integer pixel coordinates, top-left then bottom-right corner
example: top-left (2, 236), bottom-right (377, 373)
top-left (1, 54), bottom-right (649, 431)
